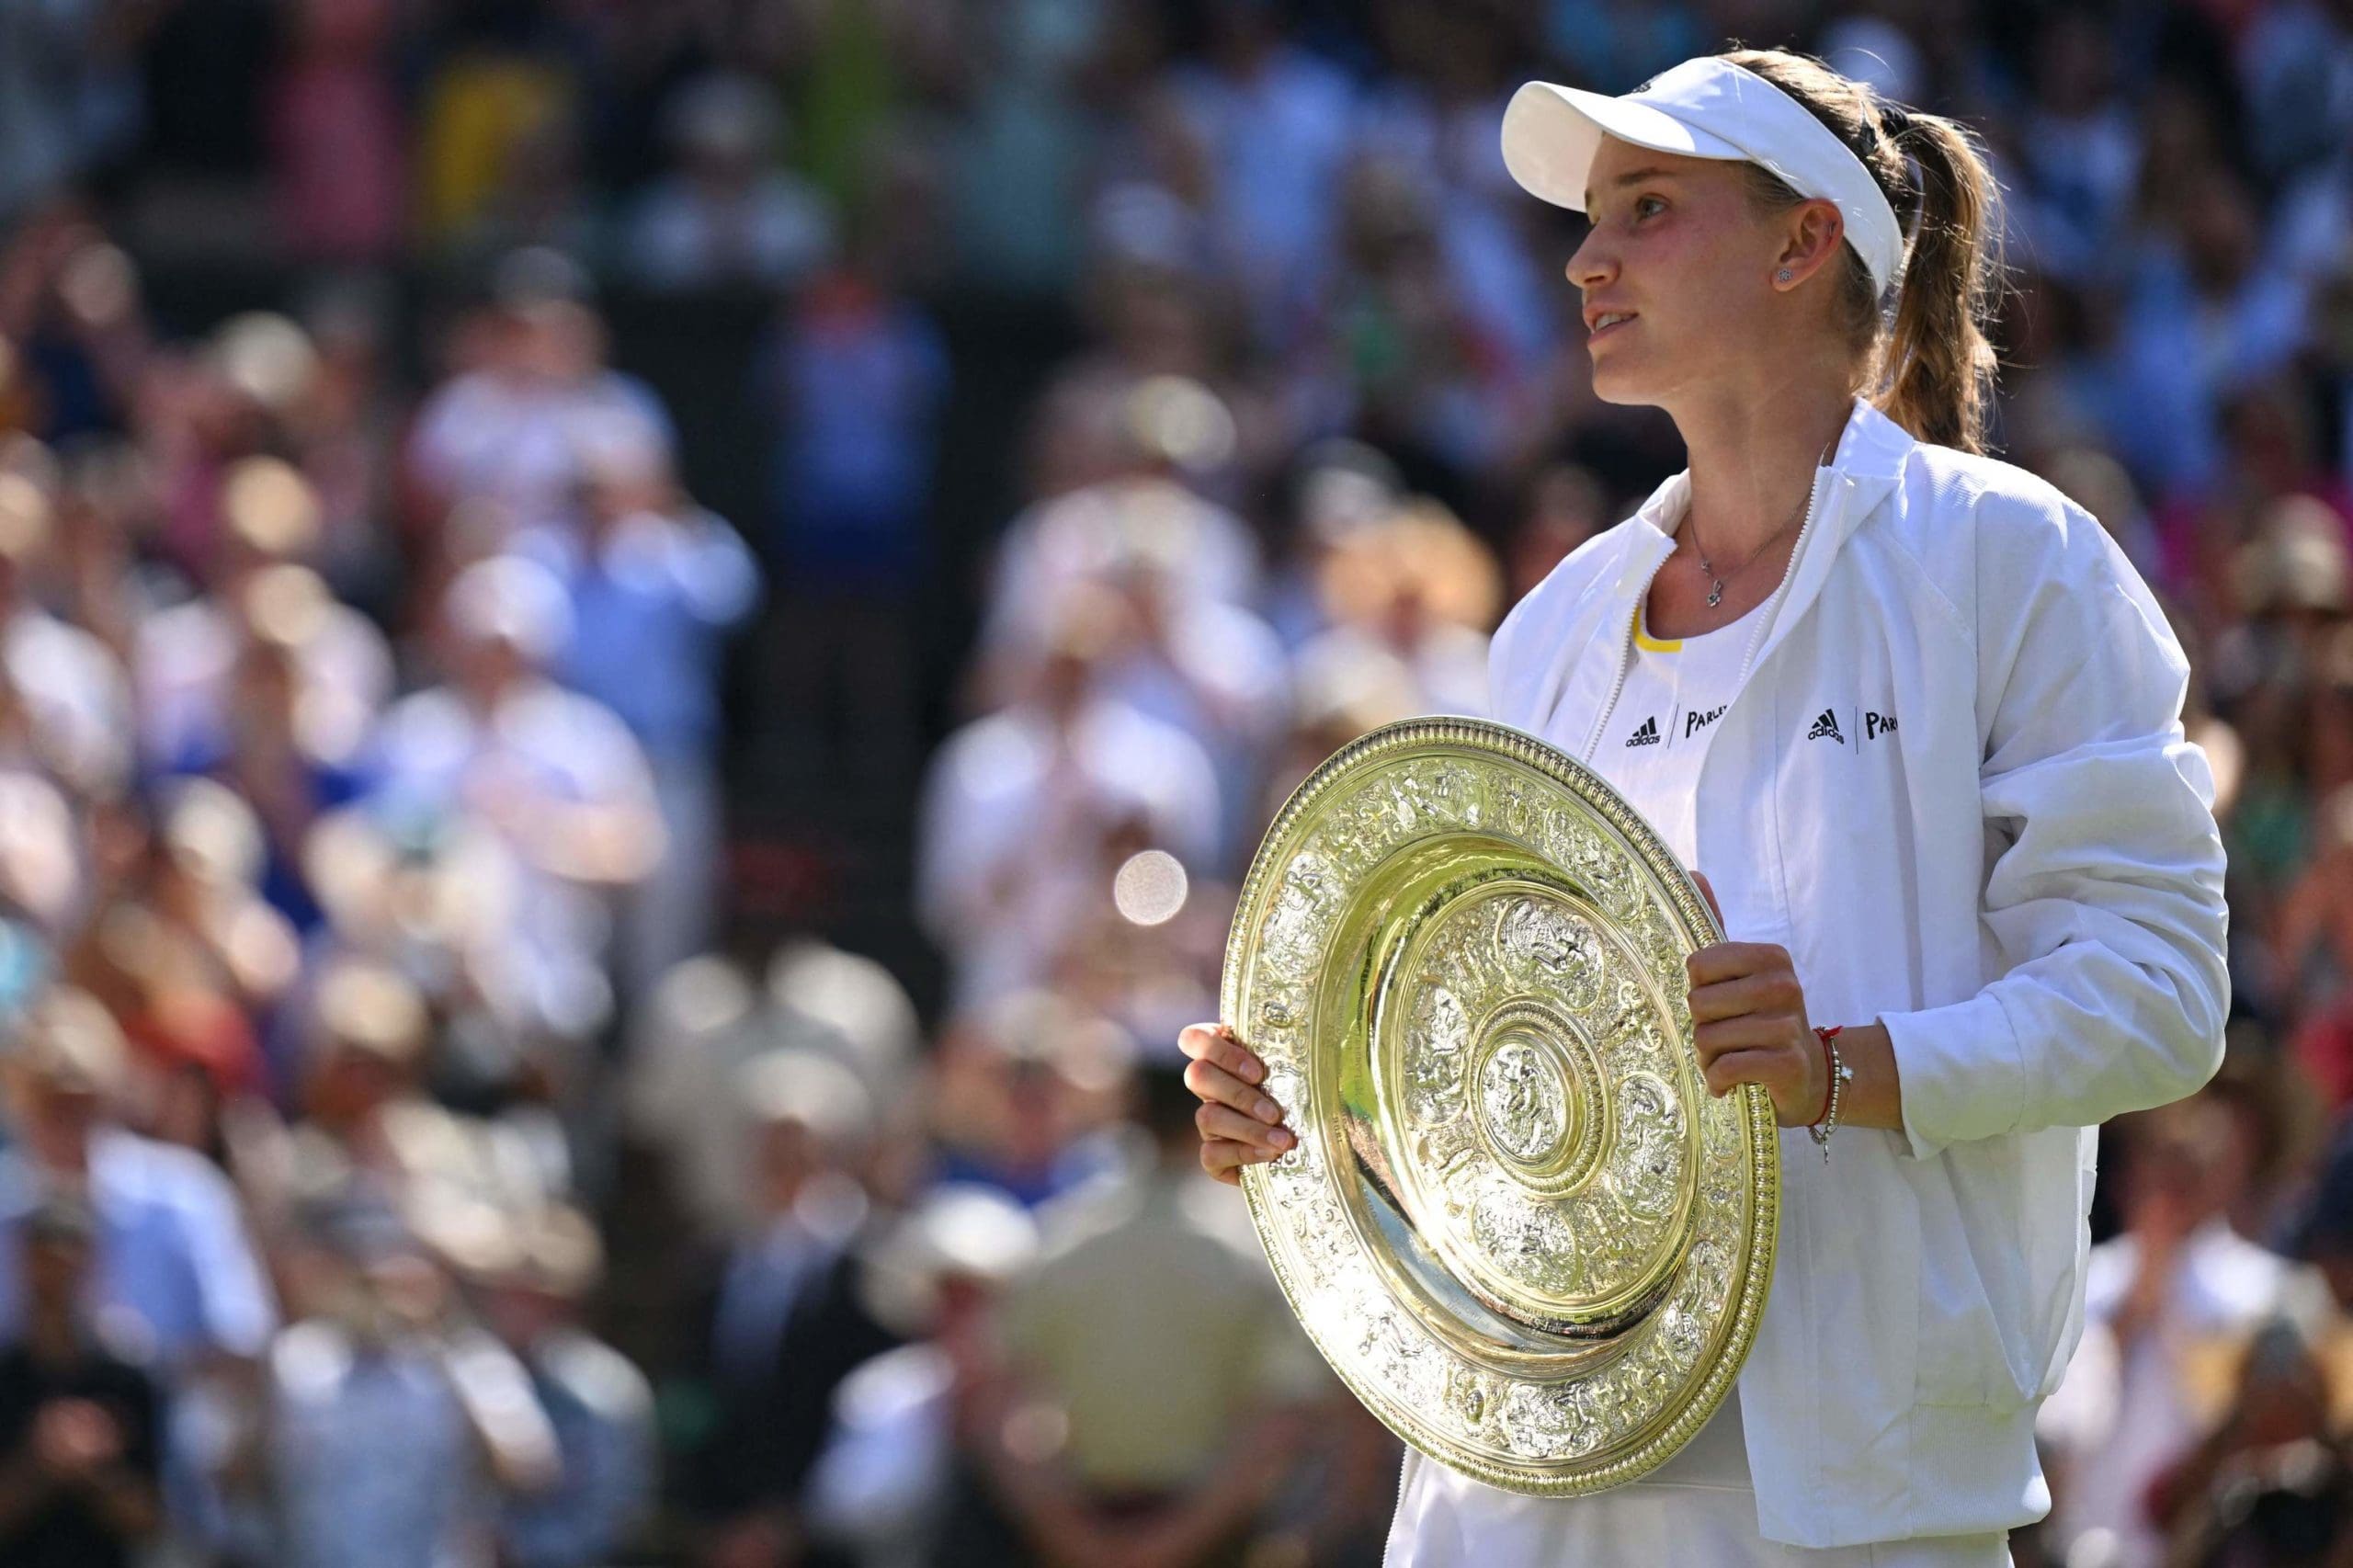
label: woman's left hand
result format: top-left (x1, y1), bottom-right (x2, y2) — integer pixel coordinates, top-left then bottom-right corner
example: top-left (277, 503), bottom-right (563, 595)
top-left (1685, 871), bottom-right (1830, 1129)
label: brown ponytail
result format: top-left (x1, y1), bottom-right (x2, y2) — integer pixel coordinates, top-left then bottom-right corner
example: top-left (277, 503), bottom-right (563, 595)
top-left (1718, 49), bottom-right (2012, 456)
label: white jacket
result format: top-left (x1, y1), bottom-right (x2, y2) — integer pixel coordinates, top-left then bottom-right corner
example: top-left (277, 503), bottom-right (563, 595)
top-left (1483, 393), bottom-right (2231, 1548)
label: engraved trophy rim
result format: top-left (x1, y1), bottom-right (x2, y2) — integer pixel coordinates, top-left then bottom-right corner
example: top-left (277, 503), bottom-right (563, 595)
top-left (1221, 714), bottom-right (1780, 1496)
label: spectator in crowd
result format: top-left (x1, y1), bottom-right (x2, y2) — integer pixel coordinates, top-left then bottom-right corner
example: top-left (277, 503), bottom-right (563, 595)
top-left (0, 1195), bottom-right (163, 1568)
top-left (755, 198), bottom-right (948, 781)
top-left (801, 1182), bottom-right (1040, 1568)
top-left (0, 987), bottom-right (276, 1373)
top-left (68, 777), bottom-right (299, 1135)
top-left (0, 985), bottom-right (275, 1557)
top-left (232, 955), bottom-right (469, 1241)
top-left (924, 990), bottom-right (1134, 1214)
top-left (916, 587), bottom-right (1220, 1012)
top-left (683, 1047), bottom-right (901, 1562)
top-left (367, 552), bottom-right (665, 1058)
top-left (975, 377), bottom-right (1265, 708)
top-left (623, 952), bottom-right (798, 1239)
top-left (759, 938), bottom-right (926, 1111)
top-left (2144, 1314), bottom-right (2352, 1568)
top-left (267, 0), bottom-right (408, 266)
top-left (1163, 0), bottom-right (1359, 345)
top-left (624, 934), bottom-right (926, 1273)
top-left (475, 1203), bottom-right (656, 1568)
top-left (625, 73), bottom-right (835, 294)
top-left (2280, 780), bottom-right (2353, 1112)
top-left (517, 426), bottom-right (760, 999)
top-left (1291, 497), bottom-right (1500, 721)
top-left (2004, 5), bottom-right (2142, 290)
top-left (1259, 632), bottom-right (1423, 827)
top-left (402, 251), bottom-right (675, 545)
top-left (0, 769), bottom-right (75, 1020)
top-left (284, 274), bottom-right (410, 619)
top-left (134, 453), bottom-right (393, 779)
top-left (0, 203), bottom-right (149, 443)
top-left (261, 1205), bottom-right (557, 1568)
top-left (147, 312), bottom-right (328, 587)
top-left (983, 1048), bottom-right (1335, 1568)
top-left (409, 17), bottom-right (583, 261)
top-left (0, 470), bottom-right (131, 797)
top-left (165, 565), bottom-right (376, 938)
top-left (688, 1048), bottom-right (876, 1403)
top-left (2039, 1095), bottom-right (2326, 1564)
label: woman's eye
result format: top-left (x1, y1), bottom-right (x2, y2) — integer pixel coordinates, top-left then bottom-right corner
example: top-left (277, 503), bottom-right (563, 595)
top-left (1634, 196), bottom-right (1665, 220)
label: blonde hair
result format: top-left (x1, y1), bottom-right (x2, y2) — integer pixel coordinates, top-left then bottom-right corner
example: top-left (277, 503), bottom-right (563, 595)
top-left (1318, 501), bottom-right (1504, 631)
top-left (1719, 48), bottom-right (2011, 455)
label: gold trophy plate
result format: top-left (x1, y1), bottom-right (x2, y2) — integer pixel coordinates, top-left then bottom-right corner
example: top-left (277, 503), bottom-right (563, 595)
top-left (1222, 717), bottom-right (1779, 1494)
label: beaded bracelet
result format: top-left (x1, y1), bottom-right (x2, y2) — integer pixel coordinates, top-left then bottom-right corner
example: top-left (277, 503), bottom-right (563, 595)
top-left (1807, 1024), bottom-right (1854, 1165)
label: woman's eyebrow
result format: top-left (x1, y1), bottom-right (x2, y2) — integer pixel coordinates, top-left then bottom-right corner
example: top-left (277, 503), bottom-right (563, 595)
top-left (1584, 167), bottom-right (1682, 209)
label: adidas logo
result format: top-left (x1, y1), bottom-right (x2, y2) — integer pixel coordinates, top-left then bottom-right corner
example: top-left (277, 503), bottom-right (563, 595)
top-left (1806, 708), bottom-right (1845, 744)
top-left (1624, 715), bottom-right (1661, 747)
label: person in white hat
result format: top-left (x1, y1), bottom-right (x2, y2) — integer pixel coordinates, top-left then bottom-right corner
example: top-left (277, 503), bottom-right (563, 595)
top-left (1183, 45), bottom-right (2232, 1568)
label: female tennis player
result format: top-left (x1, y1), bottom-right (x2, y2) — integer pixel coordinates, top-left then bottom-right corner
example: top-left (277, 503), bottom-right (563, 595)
top-left (1180, 46), bottom-right (2231, 1567)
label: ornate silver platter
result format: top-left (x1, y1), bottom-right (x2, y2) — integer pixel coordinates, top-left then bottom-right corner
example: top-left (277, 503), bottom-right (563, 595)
top-left (1222, 716), bottom-right (1779, 1494)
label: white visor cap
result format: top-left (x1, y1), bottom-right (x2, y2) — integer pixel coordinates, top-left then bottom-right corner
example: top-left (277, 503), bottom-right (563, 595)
top-left (1501, 56), bottom-right (1906, 299)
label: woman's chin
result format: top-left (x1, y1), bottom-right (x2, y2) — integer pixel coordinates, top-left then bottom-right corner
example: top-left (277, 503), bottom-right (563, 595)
top-left (1586, 367), bottom-right (1654, 405)
top-left (1588, 341), bottom-right (1644, 386)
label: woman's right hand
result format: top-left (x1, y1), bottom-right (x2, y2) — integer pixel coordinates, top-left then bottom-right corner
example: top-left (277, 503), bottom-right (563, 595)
top-left (1177, 1021), bottom-right (1294, 1185)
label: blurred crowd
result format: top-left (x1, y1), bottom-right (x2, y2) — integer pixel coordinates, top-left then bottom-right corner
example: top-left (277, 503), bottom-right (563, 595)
top-left (0, 0), bottom-right (2350, 1565)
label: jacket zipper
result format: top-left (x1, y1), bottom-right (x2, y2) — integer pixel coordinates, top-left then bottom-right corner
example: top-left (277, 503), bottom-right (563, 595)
top-left (1578, 568), bottom-right (1654, 762)
top-left (1731, 472), bottom-right (1843, 693)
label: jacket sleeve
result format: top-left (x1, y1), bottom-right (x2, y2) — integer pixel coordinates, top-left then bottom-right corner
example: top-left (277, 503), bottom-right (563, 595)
top-left (1879, 489), bottom-right (2231, 1161)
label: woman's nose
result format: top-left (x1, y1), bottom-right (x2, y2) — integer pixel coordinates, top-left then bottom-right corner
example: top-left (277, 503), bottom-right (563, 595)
top-left (1566, 229), bottom-right (1613, 290)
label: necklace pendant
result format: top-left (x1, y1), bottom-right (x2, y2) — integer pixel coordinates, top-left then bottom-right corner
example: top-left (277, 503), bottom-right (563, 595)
top-left (1706, 579), bottom-right (1724, 608)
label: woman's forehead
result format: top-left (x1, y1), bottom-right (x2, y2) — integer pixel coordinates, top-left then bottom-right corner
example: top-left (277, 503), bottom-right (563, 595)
top-left (1586, 141), bottom-right (1739, 200)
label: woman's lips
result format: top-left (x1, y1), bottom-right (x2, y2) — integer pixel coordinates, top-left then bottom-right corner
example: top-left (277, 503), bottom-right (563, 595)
top-left (1590, 313), bottom-right (1638, 342)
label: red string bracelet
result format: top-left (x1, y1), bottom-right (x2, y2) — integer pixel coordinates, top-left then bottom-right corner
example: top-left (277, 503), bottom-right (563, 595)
top-left (1808, 1025), bottom-right (1846, 1127)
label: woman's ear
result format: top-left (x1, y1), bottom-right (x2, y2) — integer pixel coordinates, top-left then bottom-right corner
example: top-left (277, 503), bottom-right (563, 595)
top-left (1774, 199), bottom-right (1847, 288)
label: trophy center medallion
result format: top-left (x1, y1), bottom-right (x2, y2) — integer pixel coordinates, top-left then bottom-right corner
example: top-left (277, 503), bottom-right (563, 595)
top-left (1465, 1009), bottom-right (1608, 1190)
top-left (1476, 1037), bottom-right (1570, 1165)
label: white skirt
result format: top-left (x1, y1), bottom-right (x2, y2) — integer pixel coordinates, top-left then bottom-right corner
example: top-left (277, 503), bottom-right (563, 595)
top-left (1384, 1388), bottom-right (2014, 1567)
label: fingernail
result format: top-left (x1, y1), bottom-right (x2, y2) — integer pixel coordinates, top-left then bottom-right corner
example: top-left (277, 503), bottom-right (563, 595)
top-left (1256, 1097), bottom-right (1281, 1123)
top-left (1270, 1128), bottom-right (1294, 1149)
top-left (1244, 1059), bottom-right (1265, 1084)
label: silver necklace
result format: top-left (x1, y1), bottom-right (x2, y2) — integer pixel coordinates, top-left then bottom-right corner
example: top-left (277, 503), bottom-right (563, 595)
top-left (1688, 436), bottom-right (1838, 608)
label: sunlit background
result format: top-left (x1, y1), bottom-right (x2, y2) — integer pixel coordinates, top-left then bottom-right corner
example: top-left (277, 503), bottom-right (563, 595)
top-left (0, 1), bottom-right (2350, 1564)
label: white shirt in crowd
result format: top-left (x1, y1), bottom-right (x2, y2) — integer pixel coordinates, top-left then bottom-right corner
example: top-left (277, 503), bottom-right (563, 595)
top-left (136, 591), bottom-right (393, 767)
top-left (979, 480), bottom-right (1266, 665)
top-left (4, 607), bottom-right (133, 796)
top-left (405, 369), bottom-right (675, 537)
top-left (915, 695), bottom-right (1219, 1013)
top-left (2036, 1216), bottom-right (2315, 1563)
